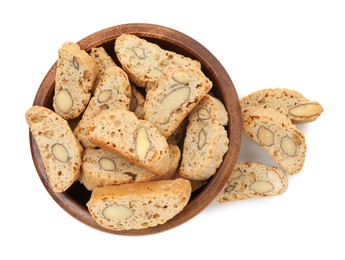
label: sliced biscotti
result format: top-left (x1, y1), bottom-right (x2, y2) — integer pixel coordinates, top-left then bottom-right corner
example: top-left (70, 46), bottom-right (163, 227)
top-left (217, 162), bottom-right (288, 202)
top-left (79, 146), bottom-right (175, 190)
top-left (74, 66), bottom-right (131, 148)
top-left (179, 122), bottom-right (229, 181)
top-left (87, 109), bottom-right (171, 176)
top-left (188, 94), bottom-right (228, 126)
top-left (114, 33), bottom-right (201, 89)
top-left (242, 107), bottom-right (306, 175)
top-left (90, 46), bottom-right (117, 88)
top-left (240, 88), bottom-right (323, 123)
top-left (86, 178), bottom-right (191, 231)
top-left (80, 145), bottom-right (180, 190)
top-left (53, 41), bottom-right (98, 119)
top-left (179, 94), bottom-right (229, 181)
top-left (26, 106), bottom-right (83, 192)
top-left (129, 85), bottom-right (145, 119)
top-left (144, 68), bottom-right (212, 138)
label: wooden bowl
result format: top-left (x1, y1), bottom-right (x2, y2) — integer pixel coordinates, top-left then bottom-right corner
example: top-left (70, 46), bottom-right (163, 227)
top-left (29, 23), bottom-right (242, 235)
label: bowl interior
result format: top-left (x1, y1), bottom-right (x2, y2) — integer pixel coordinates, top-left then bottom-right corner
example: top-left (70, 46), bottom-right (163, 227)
top-left (29, 23), bottom-right (242, 235)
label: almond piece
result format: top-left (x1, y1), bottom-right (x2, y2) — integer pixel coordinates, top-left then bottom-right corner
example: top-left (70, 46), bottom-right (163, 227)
top-left (172, 70), bottom-right (189, 84)
top-left (249, 180), bottom-right (274, 193)
top-left (198, 128), bottom-right (206, 149)
top-left (257, 126), bottom-right (274, 146)
top-left (72, 56), bottom-right (79, 70)
top-left (135, 127), bottom-right (151, 161)
top-left (160, 87), bottom-right (190, 112)
top-left (52, 143), bottom-right (69, 163)
top-left (132, 47), bottom-right (146, 59)
top-left (102, 204), bottom-right (133, 221)
top-left (281, 136), bottom-right (297, 157)
top-left (98, 157), bottom-right (116, 171)
top-left (55, 89), bottom-right (73, 113)
top-left (97, 89), bottom-right (112, 103)
top-left (288, 102), bottom-right (323, 118)
top-left (197, 108), bottom-right (211, 121)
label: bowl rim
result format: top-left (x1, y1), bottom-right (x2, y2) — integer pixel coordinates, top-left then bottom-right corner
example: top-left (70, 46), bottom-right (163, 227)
top-left (29, 23), bottom-right (242, 235)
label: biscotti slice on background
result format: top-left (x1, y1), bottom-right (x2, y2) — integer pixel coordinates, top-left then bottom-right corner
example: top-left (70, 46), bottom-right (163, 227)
top-left (240, 88), bottom-right (323, 123)
top-left (53, 41), bottom-right (98, 119)
top-left (26, 106), bottom-right (83, 192)
top-left (74, 66), bottom-right (131, 148)
top-left (217, 162), bottom-right (288, 202)
top-left (179, 94), bottom-right (229, 181)
top-left (87, 109), bottom-right (171, 176)
top-left (144, 68), bottom-right (212, 138)
top-left (114, 33), bottom-right (201, 89)
top-left (242, 107), bottom-right (306, 175)
top-left (90, 46), bottom-right (117, 88)
top-left (129, 85), bottom-right (145, 119)
top-left (87, 178), bottom-right (191, 231)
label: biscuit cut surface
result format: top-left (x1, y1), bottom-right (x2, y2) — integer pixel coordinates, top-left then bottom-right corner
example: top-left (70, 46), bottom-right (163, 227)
top-left (26, 106), bottom-right (83, 192)
top-left (240, 88), bottom-right (323, 123)
top-left (114, 34), bottom-right (201, 89)
top-left (242, 107), bottom-right (306, 175)
top-left (129, 85), bottom-right (146, 119)
top-left (179, 94), bottom-right (229, 180)
top-left (53, 42), bottom-right (98, 119)
top-left (217, 162), bottom-right (288, 202)
top-left (74, 66), bottom-right (131, 148)
top-left (86, 178), bottom-right (191, 231)
top-left (80, 148), bottom-right (156, 190)
top-left (144, 68), bottom-right (212, 138)
top-left (90, 47), bottom-right (117, 88)
top-left (87, 109), bottom-right (171, 176)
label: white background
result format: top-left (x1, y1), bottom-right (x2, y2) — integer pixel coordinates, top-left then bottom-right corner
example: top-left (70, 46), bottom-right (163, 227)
top-left (1, 0), bottom-right (344, 259)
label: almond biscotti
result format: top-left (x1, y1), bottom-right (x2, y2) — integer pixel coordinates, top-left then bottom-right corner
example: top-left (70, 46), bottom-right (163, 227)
top-left (90, 46), bottom-right (117, 88)
top-left (179, 94), bottom-right (229, 181)
top-left (188, 94), bottom-right (228, 126)
top-left (240, 88), bottom-right (323, 123)
top-left (79, 145), bottom-right (180, 191)
top-left (87, 178), bottom-right (191, 231)
top-left (114, 34), bottom-right (201, 89)
top-left (26, 106), bottom-right (83, 192)
top-left (242, 107), bottom-right (306, 175)
top-left (53, 42), bottom-right (98, 119)
top-left (129, 85), bottom-right (145, 119)
top-left (74, 66), bottom-right (131, 148)
top-left (144, 68), bottom-right (212, 138)
top-left (87, 109), bottom-right (171, 176)
top-left (217, 162), bottom-right (288, 202)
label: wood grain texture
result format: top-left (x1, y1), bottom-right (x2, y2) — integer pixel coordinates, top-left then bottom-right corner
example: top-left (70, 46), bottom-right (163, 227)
top-left (29, 23), bottom-right (242, 235)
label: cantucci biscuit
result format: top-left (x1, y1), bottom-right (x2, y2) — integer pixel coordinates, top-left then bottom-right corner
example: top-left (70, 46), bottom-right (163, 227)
top-left (87, 109), bottom-right (171, 176)
top-left (144, 68), bottom-right (212, 138)
top-left (74, 66), bottom-right (131, 148)
top-left (114, 33), bottom-right (201, 89)
top-left (79, 145), bottom-right (180, 190)
top-left (188, 94), bottom-right (228, 126)
top-left (90, 46), bottom-right (117, 89)
top-left (217, 162), bottom-right (288, 202)
top-left (240, 88), bottom-right (323, 123)
top-left (86, 178), bottom-right (191, 231)
top-left (242, 107), bottom-right (306, 175)
top-left (53, 41), bottom-right (98, 119)
top-left (179, 94), bottom-right (229, 181)
top-left (129, 85), bottom-right (145, 119)
top-left (26, 106), bottom-right (83, 192)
